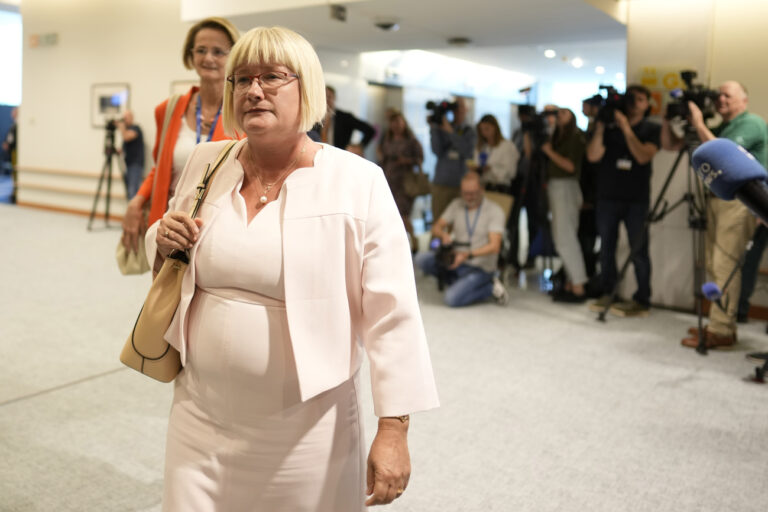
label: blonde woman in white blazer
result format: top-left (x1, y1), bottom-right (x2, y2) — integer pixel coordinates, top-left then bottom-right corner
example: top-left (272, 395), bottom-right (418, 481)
top-left (473, 114), bottom-right (519, 191)
top-left (146, 27), bottom-right (439, 511)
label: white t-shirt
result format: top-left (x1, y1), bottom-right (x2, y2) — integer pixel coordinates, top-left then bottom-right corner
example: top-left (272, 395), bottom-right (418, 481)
top-left (440, 197), bottom-right (505, 273)
top-left (170, 120), bottom-right (198, 200)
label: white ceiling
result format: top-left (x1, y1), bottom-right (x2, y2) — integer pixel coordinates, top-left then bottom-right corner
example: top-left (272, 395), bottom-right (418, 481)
top-left (226, 0), bottom-right (627, 83)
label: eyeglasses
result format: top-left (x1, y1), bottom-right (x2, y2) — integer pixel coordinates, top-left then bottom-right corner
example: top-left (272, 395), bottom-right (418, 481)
top-left (227, 71), bottom-right (300, 93)
top-left (192, 46), bottom-right (230, 59)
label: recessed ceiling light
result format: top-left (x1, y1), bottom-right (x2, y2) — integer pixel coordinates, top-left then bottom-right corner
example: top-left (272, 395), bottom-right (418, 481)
top-left (544, 49), bottom-right (556, 59)
top-left (571, 57), bottom-right (584, 69)
top-left (595, 66), bottom-right (605, 75)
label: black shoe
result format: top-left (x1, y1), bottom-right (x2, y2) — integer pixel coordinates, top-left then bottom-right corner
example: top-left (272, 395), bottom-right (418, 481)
top-left (552, 290), bottom-right (587, 303)
top-left (736, 312), bottom-right (748, 324)
top-left (746, 352), bottom-right (768, 363)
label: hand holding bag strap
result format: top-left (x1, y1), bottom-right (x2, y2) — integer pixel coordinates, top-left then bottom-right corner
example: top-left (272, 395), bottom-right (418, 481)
top-left (115, 96), bottom-right (180, 276)
top-left (120, 140), bottom-right (237, 382)
top-left (167, 140), bottom-right (237, 264)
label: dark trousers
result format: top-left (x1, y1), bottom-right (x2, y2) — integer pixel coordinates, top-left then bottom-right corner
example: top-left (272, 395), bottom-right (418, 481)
top-left (578, 207), bottom-right (598, 278)
top-left (596, 199), bottom-right (651, 305)
top-left (738, 225), bottom-right (768, 318)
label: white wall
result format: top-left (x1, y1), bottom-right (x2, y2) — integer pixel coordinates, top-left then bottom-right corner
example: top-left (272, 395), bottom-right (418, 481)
top-left (18, 0), bottom-right (195, 215)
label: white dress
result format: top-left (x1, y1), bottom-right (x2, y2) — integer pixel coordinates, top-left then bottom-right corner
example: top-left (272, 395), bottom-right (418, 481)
top-left (162, 180), bottom-right (366, 512)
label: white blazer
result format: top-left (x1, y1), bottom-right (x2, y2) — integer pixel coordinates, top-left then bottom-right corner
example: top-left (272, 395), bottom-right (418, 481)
top-left (474, 139), bottom-right (519, 185)
top-left (146, 140), bottom-right (439, 417)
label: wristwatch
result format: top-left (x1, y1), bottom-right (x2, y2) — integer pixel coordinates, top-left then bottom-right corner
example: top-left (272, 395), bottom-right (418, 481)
top-left (468, 250), bottom-right (474, 259)
top-left (385, 415), bottom-right (410, 423)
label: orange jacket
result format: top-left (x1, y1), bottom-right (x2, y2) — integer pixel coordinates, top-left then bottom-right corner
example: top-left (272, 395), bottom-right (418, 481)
top-left (136, 86), bottom-right (234, 225)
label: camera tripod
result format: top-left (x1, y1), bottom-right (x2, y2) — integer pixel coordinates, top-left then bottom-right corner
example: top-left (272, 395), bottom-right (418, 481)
top-left (596, 145), bottom-right (712, 353)
top-left (87, 124), bottom-right (123, 230)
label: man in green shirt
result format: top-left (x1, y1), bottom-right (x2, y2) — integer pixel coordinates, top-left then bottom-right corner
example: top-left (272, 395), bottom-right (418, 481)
top-left (663, 81), bottom-right (768, 348)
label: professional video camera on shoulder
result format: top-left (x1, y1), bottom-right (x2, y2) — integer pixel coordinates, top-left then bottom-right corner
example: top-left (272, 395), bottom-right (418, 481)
top-left (426, 100), bottom-right (459, 124)
top-left (518, 104), bottom-right (557, 147)
top-left (664, 70), bottom-right (719, 122)
top-left (595, 85), bottom-right (627, 124)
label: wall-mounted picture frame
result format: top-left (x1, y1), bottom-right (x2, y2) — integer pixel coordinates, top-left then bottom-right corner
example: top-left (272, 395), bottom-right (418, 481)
top-left (171, 80), bottom-right (198, 96)
top-left (91, 83), bottom-right (130, 128)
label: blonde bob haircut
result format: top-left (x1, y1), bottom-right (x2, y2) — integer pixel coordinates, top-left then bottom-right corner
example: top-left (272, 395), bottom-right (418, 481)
top-left (182, 17), bottom-right (240, 70)
top-left (223, 26), bottom-right (327, 136)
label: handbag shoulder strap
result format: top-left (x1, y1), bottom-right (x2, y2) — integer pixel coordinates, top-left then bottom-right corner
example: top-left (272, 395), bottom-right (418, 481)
top-left (188, 140), bottom-right (237, 218)
top-left (149, 93), bottom-right (182, 201)
top-left (166, 140), bottom-right (237, 264)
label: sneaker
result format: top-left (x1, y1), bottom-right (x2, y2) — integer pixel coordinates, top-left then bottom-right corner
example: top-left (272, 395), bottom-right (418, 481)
top-left (609, 300), bottom-right (650, 317)
top-left (588, 294), bottom-right (614, 312)
top-left (746, 352), bottom-right (768, 363)
top-left (492, 277), bottom-right (509, 305)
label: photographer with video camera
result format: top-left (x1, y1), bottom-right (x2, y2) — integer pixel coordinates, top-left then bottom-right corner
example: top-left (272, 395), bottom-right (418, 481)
top-left (509, 105), bottom-right (558, 271)
top-left (662, 81), bottom-right (768, 349)
top-left (428, 97), bottom-right (476, 223)
top-left (415, 171), bottom-right (508, 307)
top-left (115, 110), bottom-right (145, 200)
top-left (586, 84), bottom-right (660, 317)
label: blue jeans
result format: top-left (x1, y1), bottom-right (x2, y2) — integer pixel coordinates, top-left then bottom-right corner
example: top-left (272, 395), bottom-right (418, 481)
top-left (415, 252), bottom-right (495, 307)
top-left (124, 162), bottom-right (144, 200)
top-left (596, 199), bottom-right (651, 305)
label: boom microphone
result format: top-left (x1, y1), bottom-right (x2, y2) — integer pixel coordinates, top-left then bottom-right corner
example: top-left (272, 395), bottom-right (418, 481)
top-left (692, 138), bottom-right (768, 223)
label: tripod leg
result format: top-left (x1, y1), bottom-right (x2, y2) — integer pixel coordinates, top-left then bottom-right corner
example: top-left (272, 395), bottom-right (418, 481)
top-left (87, 158), bottom-right (110, 230)
top-left (694, 221), bottom-right (708, 356)
top-left (104, 152), bottom-right (113, 227)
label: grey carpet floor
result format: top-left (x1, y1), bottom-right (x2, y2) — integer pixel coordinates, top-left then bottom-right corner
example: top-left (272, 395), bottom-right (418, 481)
top-left (1, 204), bottom-right (766, 512)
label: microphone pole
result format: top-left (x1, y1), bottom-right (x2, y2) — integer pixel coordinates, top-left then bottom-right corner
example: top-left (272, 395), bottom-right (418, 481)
top-left (715, 224), bottom-right (768, 311)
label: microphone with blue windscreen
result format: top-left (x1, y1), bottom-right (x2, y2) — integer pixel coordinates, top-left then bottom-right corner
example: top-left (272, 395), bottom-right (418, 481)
top-left (692, 138), bottom-right (768, 222)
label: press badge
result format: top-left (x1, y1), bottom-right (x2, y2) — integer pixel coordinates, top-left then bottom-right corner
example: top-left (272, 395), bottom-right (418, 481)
top-left (616, 158), bottom-right (632, 171)
top-left (447, 150), bottom-right (460, 160)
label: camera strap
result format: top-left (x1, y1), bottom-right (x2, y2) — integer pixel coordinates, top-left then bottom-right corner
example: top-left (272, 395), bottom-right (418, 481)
top-left (465, 200), bottom-right (483, 241)
top-left (196, 94), bottom-right (222, 144)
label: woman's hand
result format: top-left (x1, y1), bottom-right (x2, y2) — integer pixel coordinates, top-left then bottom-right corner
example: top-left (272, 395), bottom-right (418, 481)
top-left (121, 196), bottom-right (147, 253)
top-left (156, 211), bottom-right (203, 256)
top-left (365, 419), bottom-right (411, 506)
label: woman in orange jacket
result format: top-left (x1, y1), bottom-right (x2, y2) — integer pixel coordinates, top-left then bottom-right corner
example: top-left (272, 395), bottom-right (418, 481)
top-left (121, 17), bottom-right (239, 254)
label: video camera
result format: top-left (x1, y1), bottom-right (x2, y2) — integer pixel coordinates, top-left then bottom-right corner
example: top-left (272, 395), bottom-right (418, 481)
top-left (429, 238), bottom-right (470, 269)
top-left (426, 100), bottom-right (459, 124)
top-left (595, 85), bottom-right (627, 123)
top-left (664, 70), bottom-right (719, 121)
top-left (518, 105), bottom-right (557, 149)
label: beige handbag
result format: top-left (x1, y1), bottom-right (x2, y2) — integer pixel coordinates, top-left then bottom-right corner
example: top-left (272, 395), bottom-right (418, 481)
top-left (115, 94), bottom-right (182, 275)
top-left (119, 141), bottom-right (237, 382)
top-left (403, 165), bottom-right (431, 198)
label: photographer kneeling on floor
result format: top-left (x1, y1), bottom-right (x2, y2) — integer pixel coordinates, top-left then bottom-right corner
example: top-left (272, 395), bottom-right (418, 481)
top-left (415, 171), bottom-right (508, 307)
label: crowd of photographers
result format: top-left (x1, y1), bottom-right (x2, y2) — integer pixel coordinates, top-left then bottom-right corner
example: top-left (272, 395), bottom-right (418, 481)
top-left (414, 76), bottom-right (768, 346)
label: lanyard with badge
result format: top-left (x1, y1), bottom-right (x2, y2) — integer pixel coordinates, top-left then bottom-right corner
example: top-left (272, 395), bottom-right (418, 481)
top-left (196, 95), bottom-right (222, 144)
top-left (465, 200), bottom-right (483, 254)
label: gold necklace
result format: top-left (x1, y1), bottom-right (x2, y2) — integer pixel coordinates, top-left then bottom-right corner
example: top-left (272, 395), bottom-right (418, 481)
top-left (248, 138), bottom-right (309, 205)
